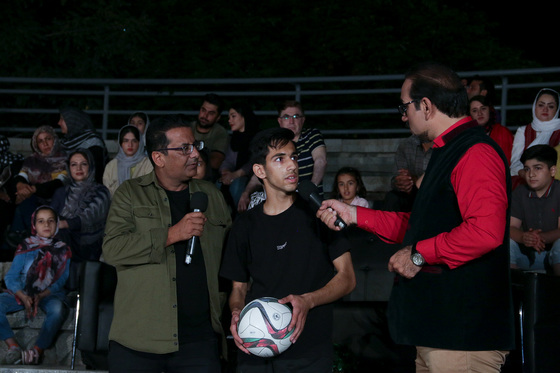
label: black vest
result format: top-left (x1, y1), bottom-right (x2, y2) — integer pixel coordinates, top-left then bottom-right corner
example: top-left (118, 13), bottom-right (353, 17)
top-left (387, 121), bottom-right (515, 350)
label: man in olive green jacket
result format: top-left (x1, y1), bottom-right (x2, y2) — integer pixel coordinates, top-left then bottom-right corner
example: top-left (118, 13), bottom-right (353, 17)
top-left (103, 115), bottom-right (231, 372)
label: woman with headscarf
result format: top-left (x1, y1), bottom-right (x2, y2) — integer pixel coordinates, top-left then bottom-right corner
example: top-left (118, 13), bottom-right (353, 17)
top-left (218, 102), bottom-right (260, 215)
top-left (58, 106), bottom-right (109, 184)
top-left (1, 205), bottom-right (71, 365)
top-left (128, 111), bottom-right (150, 148)
top-left (50, 148), bottom-right (111, 288)
top-left (102, 125), bottom-right (152, 196)
top-left (510, 89), bottom-right (560, 189)
top-left (8, 126), bottom-right (68, 238)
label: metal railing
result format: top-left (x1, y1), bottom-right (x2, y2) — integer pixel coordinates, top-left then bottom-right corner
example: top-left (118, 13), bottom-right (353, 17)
top-left (1, 67), bottom-right (560, 139)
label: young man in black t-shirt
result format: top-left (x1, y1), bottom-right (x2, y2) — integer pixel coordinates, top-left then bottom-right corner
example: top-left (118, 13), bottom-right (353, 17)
top-left (220, 127), bottom-right (355, 372)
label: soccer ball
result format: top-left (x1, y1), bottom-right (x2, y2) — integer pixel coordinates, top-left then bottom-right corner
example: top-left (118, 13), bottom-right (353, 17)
top-left (237, 297), bottom-right (293, 357)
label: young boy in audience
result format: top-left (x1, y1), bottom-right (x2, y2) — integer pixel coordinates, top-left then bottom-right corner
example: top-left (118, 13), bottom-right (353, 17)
top-left (510, 145), bottom-right (560, 275)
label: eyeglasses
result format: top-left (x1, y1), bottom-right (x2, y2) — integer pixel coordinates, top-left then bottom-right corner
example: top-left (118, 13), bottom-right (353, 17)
top-left (155, 141), bottom-right (204, 156)
top-left (279, 114), bottom-right (304, 121)
top-left (398, 100), bottom-right (417, 116)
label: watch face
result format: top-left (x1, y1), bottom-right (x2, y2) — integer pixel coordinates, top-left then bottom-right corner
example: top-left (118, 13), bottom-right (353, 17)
top-left (412, 253), bottom-right (425, 266)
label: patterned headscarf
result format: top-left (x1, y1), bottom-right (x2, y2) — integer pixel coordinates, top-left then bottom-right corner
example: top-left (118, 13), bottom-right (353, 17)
top-left (15, 206), bottom-right (71, 297)
top-left (60, 148), bottom-right (99, 219)
top-left (19, 126), bottom-right (68, 185)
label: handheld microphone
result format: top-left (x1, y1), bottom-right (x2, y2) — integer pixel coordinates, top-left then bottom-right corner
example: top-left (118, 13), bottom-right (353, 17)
top-left (185, 191), bottom-right (208, 264)
top-left (297, 180), bottom-right (347, 230)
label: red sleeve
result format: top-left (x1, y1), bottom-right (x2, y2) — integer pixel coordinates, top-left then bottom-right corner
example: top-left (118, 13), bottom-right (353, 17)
top-left (490, 125), bottom-right (514, 165)
top-left (417, 143), bottom-right (508, 269)
top-left (356, 207), bottom-right (410, 244)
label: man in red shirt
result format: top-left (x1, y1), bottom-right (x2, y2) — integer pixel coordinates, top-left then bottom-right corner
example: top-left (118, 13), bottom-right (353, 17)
top-left (318, 62), bottom-right (515, 372)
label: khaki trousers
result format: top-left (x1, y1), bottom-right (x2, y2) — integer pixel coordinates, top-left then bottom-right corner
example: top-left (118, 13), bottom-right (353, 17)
top-left (415, 346), bottom-right (509, 373)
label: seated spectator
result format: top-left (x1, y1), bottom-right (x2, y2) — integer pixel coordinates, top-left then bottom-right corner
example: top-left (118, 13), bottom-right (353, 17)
top-left (51, 149), bottom-right (111, 288)
top-left (0, 135), bottom-right (25, 174)
top-left (510, 145), bottom-right (560, 275)
top-left (218, 102), bottom-right (260, 215)
top-left (469, 95), bottom-right (513, 163)
top-left (193, 147), bottom-right (212, 181)
top-left (511, 88), bottom-right (560, 189)
top-left (0, 135), bottom-right (25, 253)
top-left (332, 166), bottom-right (369, 208)
top-left (190, 93), bottom-right (229, 181)
top-left (102, 125), bottom-right (152, 196)
top-left (465, 74), bottom-right (498, 103)
top-left (58, 106), bottom-right (109, 184)
top-left (0, 206), bottom-right (71, 365)
top-left (382, 134), bottom-right (432, 212)
top-left (7, 126), bottom-right (67, 244)
top-left (128, 111), bottom-right (150, 147)
top-left (465, 74), bottom-right (501, 122)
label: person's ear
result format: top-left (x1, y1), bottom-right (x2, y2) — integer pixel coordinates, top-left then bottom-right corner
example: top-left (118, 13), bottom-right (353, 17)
top-left (550, 165), bottom-right (557, 178)
top-left (421, 98), bottom-right (435, 120)
top-left (253, 163), bottom-right (266, 180)
top-left (152, 151), bottom-right (165, 168)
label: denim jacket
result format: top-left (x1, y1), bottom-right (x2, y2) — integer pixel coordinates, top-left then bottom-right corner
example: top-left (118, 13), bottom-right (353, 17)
top-left (5, 248), bottom-right (70, 300)
top-left (102, 171), bottom-right (231, 354)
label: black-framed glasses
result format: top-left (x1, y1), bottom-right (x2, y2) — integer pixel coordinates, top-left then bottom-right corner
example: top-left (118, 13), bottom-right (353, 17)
top-left (155, 140), bottom-right (204, 156)
top-left (279, 114), bottom-right (304, 121)
top-left (398, 100), bottom-right (418, 116)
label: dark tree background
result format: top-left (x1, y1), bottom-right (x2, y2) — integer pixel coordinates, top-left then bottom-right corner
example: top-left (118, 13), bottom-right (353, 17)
top-left (0, 0), bottom-right (549, 79)
top-left (0, 0), bottom-right (555, 136)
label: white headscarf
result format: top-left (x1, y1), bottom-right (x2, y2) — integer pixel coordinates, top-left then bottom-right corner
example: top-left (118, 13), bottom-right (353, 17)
top-left (528, 88), bottom-right (560, 147)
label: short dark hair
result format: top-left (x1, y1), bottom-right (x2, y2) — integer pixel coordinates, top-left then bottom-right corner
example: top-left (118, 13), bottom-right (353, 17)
top-left (202, 93), bottom-right (225, 114)
top-left (405, 62), bottom-right (469, 118)
top-left (145, 115), bottom-right (188, 166)
top-left (250, 127), bottom-right (295, 166)
top-left (521, 144), bottom-right (558, 168)
top-left (277, 100), bottom-right (304, 116)
top-left (468, 75), bottom-right (497, 104)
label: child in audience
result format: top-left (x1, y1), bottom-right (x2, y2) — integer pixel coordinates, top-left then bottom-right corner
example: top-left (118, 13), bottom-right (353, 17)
top-left (333, 166), bottom-right (369, 207)
top-left (193, 148), bottom-right (212, 181)
top-left (0, 206), bottom-right (71, 365)
top-left (510, 145), bottom-right (560, 275)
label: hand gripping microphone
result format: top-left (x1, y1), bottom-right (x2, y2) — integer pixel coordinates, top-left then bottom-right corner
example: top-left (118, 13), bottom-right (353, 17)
top-left (297, 180), bottom-right (347, 230)
top-left (185, 191), bottom-right (208, 264)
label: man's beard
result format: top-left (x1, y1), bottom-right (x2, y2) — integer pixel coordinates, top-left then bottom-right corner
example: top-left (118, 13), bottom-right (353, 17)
top-left (417, 130), bottom-right (431, 143)
top-left (197, 119), bottom-right (214, 129)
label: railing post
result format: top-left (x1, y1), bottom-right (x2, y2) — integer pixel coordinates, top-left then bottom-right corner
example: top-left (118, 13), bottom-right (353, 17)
top-left (295, 83), bottom-right (301, 102)
top-left (501, 76), bottom-right (508, 127)
top-left (102, 85), bottom-right (110, 139)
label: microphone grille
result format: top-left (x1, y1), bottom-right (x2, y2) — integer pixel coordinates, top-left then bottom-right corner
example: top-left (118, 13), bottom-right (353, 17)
top-left (191, 191), bottom-right (208, 212)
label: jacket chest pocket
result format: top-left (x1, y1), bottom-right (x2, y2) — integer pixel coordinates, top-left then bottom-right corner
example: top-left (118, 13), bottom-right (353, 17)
top-left (133, 207), bottom-right (162, 230)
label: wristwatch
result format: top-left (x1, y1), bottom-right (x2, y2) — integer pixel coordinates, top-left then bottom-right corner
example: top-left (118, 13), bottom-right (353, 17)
top-left (410, 243), bottom-right (425, 266)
